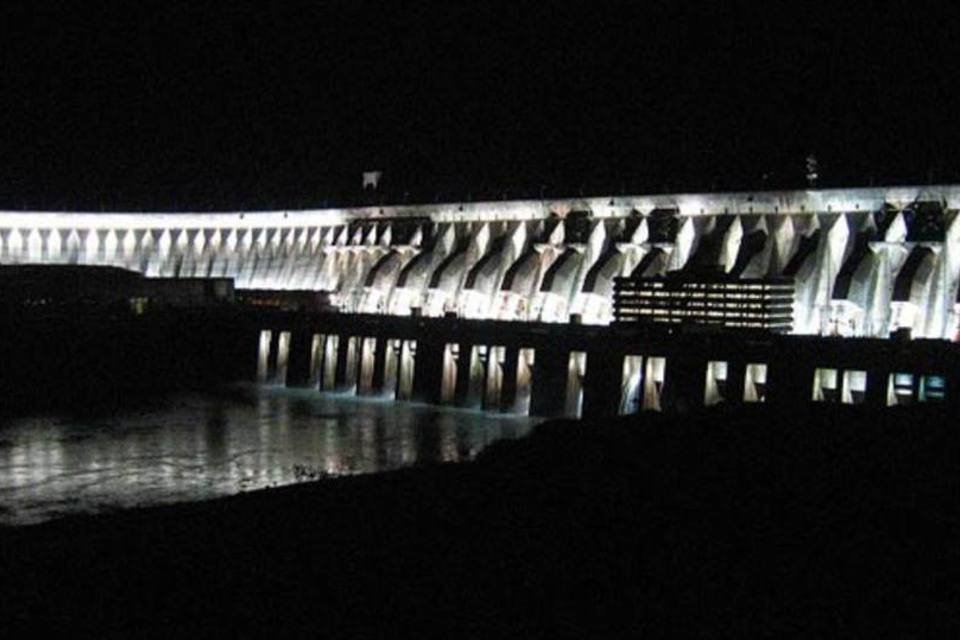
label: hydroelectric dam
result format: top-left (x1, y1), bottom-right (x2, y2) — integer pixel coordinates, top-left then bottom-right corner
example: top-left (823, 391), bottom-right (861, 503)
top-left (4, 184), bottom-right (960, 417)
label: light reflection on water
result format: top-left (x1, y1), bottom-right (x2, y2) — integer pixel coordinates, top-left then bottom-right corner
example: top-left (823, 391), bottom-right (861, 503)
top-left (0, 386), bottom-right (539, 526)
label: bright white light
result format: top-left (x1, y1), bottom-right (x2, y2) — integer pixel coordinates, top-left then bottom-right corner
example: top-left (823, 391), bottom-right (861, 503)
top-left (4, 181), bottom-right (960, 337)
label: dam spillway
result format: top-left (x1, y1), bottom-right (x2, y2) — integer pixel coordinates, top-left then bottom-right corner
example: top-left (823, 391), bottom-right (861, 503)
top-left (3, 184), bottom-right (960, 339)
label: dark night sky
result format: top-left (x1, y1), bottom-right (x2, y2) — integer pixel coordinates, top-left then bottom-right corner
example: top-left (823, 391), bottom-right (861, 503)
top-left (2, 1), bottom-right (959, 209)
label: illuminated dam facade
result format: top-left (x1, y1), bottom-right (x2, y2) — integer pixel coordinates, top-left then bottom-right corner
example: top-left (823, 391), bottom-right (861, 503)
top-left (3, 184), bottom-right (960, 339)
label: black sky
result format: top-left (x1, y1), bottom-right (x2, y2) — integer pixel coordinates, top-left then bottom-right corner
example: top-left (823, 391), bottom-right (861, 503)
top-left (2, 1), bottom-right (959, 210)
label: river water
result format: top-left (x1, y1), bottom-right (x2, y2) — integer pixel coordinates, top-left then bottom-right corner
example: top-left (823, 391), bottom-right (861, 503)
top-left (0, 386), bottom-right (539, 526)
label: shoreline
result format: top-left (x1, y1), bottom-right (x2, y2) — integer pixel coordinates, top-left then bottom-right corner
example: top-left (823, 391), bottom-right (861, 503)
top-left (0, 385), bottom-right (539, 528)
top-left (3, 403), bottom-right (958, 636)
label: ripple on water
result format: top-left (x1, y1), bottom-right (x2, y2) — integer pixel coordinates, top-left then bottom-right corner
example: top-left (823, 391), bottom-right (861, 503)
top-left (0, 385), bottom-right (540, 526)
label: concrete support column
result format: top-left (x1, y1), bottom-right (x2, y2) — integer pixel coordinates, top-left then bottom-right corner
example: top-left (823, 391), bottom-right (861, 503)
top-left (371, 337), bottom-right (388, 394)
top-left (499, 346), bottom-right (520, 412)
top-left (285, 329), bottom-right (312, 387)
top-left (246, 326), bottom-right (264, 382)
top-left (864, 368), bottom-right (889, 408)
top-left (530, 348), bottom-right (570, 417)
top-left (725, 359), bottom-right (746, 405)
top-left (334, 332), bottom-right (350, 390)
top-left (582, 349), bottom-right (621, 419)
top-left (662, 354), bottom-right (707, 413)
top-left (412, 338), bottom-right (444, 404)
top-left (454, 341), bottom-right (473, 407)
top-left (767, 348), bottom-right (814, 410)
top-left (268, 329), bottom-right (281, 382)
top-left (945, 364), bottom-right (960, 413)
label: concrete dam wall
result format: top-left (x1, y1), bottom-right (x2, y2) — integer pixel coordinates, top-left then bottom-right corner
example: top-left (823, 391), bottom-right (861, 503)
top-left (3, 184), bottom-right (960, 339)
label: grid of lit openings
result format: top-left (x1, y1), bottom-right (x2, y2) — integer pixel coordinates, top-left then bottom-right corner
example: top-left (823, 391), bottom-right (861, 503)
top-left (612, 278), bottom-right (794, 331)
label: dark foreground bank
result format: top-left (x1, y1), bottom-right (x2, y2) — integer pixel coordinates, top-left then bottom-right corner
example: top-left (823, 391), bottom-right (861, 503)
top-left (2, 404), bottom-right (958, 637)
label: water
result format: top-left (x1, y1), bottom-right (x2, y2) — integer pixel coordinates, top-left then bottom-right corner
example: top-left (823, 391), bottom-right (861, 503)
top-left (0, 386), bottom-right (540, 526)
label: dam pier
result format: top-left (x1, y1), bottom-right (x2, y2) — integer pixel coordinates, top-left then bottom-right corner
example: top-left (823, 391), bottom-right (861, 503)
top-left (250, 310), bottom-right (960, 418)
top-left (3, 183), bottom-right (960, 417)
